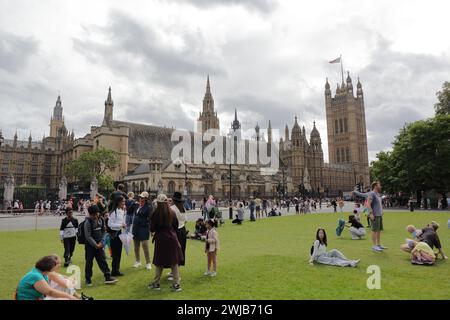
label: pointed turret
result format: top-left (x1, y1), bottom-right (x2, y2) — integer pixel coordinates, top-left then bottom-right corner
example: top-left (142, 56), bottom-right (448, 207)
top-left (13, 130), bottom-right (18, 148)
top-left (231, 108), bottom-right (241, 132)
top-left (357, 77), bottom-right (363, 97)
top-left (53, 95), bottom-right (63, 121)
top-left (325, 77), bottom-right (331, 96)
top-left (285, 124), bottom-right (289, 141)
top-left (267, 120), bottom-right (272, 144)
top-left (103, 86), bottom-right (114, 129)
top-left (198, 75), bottom-right (220, 133)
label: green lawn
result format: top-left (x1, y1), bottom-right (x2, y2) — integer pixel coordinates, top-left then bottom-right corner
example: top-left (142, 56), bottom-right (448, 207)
top-left (1, 211), bottom-right (450, 300)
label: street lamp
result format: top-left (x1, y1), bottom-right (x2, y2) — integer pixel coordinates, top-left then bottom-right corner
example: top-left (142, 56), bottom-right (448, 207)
top-left (227, 132), bottom-right (233, 220)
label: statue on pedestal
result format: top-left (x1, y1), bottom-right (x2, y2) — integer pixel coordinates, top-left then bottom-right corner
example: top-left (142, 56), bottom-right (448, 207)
top-left (90, 177), bottom-right (99, 200)
top-left (3, 174), bottom-right (15, 210)
top-left (58, 176), bottom-right (68, 201)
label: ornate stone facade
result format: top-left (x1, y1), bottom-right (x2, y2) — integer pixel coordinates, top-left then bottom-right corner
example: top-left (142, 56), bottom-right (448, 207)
top-left (0, 73), bottom-right (370, 198)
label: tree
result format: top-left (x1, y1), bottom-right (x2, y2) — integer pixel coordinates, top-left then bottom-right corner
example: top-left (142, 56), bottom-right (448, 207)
top-left (435, 81), bottom-right (450, 116)
top-left (370, 115), bottom-right (450, 195)
top-left (65, 148), bottom-right (119, 191)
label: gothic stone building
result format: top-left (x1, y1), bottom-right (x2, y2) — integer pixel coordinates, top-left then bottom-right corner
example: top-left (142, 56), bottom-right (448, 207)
top-left (0, 73), bottom-right (369, 199)
top-left (0, 95), bottom-right (74, 190)
top-left (279, 72), bottom-right (370, 196)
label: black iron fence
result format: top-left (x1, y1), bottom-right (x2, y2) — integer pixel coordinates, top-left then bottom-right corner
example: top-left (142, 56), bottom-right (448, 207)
top-left (0, 186), bottom-right (58, 210)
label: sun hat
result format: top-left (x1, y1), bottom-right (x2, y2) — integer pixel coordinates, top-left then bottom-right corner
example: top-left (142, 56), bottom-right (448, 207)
top-left (157, 194), bottom-right (168, 203)
top-left (139, 191), bottom-right (149, 198)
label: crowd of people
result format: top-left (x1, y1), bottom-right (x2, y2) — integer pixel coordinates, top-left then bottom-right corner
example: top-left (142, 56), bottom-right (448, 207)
top-left (14, 180), bottom-right (448, 299)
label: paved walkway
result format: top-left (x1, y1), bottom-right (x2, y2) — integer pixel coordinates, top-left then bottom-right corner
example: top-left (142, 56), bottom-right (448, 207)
top-left (0, 203), bottom-right (447, 231)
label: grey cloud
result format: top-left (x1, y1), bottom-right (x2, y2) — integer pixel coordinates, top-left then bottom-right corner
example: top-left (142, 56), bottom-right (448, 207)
top-left (358, 35), bottom-right (450, 157)
top-left (0, 31), bottom-right (38, 73)
top-left (73, 10), bottom-right (226, 89)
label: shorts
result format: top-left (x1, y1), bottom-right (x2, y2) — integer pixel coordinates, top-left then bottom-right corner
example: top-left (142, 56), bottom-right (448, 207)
top-left (371, 216), bottom-right (383, 232)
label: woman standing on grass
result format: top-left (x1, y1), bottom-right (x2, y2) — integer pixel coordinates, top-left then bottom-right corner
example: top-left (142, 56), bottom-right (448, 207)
top-left (132, 192), bottom-right (153, 270)
top-left (309, 228), bottom-right (360, 267)
top-left (148, 194), bottom-right (184, 292)
top-left (169, 192), bottom-right (187, 271)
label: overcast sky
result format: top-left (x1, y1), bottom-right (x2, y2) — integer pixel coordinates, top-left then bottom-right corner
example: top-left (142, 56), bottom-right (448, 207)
top-left (1, 0), bottom-right (449, 162)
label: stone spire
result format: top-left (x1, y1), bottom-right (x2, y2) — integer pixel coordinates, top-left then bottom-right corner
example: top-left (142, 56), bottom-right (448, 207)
top-left (13, 130), bottom-right (18, 148)
top-left (28, 132), bottom-right (32, 148)
top-left (285, 124), bottom-right (289, 141)
top-left (231, 108), bottom-right (241, 132)
top-left (198, 75), bottom-right (220, 134)
top-left (103, 86), bottom-right (114, 129)
top-left (53, 95), bottom-right (63, 121)
top-left (267, 120), bottom-right (272, 144)
top-left (357, 77), bottom-right (363, 96)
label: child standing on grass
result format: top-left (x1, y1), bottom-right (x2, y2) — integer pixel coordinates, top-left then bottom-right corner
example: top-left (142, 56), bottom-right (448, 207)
top-left (204, 220), bottom-right (220, 277)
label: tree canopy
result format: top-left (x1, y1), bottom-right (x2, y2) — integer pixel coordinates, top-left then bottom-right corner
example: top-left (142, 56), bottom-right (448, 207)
top-left (64, 148), bottom-right (119, 191)
top-left (435, 81), bottom-right (450, 116)
top-left (370, 115), bottom-right (450, 195)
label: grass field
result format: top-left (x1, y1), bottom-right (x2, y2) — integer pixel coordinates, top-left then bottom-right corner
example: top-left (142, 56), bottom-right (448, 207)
top-left (1, 211), bottom-right (450, 300)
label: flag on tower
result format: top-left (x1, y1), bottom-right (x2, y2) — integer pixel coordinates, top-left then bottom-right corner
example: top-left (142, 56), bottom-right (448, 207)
top-left (329, 57), bottom-right (341, 64)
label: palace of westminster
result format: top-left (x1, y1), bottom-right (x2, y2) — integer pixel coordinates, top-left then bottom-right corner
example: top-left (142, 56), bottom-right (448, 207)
top-left (0, 73), bottom-right (369, 199)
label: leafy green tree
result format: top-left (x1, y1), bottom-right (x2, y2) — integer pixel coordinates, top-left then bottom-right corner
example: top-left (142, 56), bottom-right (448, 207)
top-left (65, 148), bottom-right (119, 191)
top-left (435, 81), bottom-right (450, 116)
top-left (370, 115), bottom-right (450, 195)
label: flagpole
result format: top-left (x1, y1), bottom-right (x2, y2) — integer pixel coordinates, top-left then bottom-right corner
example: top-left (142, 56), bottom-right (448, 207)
top-left (340, 54), bottom-right (344, 84)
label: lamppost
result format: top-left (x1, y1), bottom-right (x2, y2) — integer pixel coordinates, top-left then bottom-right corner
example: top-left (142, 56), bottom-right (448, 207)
top-left (227, 134), bottom-right (233, 220)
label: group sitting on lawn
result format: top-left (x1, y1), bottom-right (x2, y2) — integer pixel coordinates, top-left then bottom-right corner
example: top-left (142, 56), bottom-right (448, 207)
top-left (401, 221), bottom-right (448, 265)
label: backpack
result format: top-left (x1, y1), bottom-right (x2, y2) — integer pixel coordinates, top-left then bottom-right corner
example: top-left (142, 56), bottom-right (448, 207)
top-left (77, 220), bottom-right (87, 244)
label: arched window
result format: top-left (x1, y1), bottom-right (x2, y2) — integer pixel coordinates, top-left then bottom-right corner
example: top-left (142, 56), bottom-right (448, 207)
top-left (339, 119), bottom-right (343, 133)
top-left (344, 118), bottom-right (348, 132)
top-left (336, 149), bottom-right (340, 163)
top-left (140, 181), bottom-right (145, 192)
top-left (346, 148), bottom-right (350, 162)
top-left (335, 120), bottom-right (339, 134)
top-left (168, 181), bottom-right (175, 194)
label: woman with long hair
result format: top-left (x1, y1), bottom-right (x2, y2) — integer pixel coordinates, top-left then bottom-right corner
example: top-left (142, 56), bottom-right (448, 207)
top-left (166, 192), bottom-right (187, 281)
top-left (148, 194), bottom-right (184, 292)
top-left (309, 228), bottom-right (360, 267)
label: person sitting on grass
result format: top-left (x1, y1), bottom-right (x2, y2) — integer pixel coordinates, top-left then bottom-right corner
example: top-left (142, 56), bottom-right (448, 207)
top-left (269, 206), bottom-right (281, 217)
top-left (43, 254), bottom-right (93, 300)
top-left (190, 217), bottom-right (207, 240)
top-left (401, 225), bottom-right (424, 253)
top-left (347, 214), bottom-right (366, 240)
top-left (410, 241), bottom-right (436, 265)
top-left (232, 203), bottom-right (245, 225)
top-left (16, 255), bottom-right (79, 300)
top-left (309, 228), bottom-right (360, 267)
top-left (420, 222), bottom-right (448, 260)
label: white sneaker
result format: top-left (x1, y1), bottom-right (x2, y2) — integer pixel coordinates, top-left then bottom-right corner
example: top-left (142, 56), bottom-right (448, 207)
top-left (146, 263), bottom-right (152, 270)
top-left (167, 272), bottom-right (173, 276)
top-left (133, 261), bottom-right (141, 268)
top-left (210, 272), bottom-right (217, 277)
top-left (204, 271), bottom-right (211, 276)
